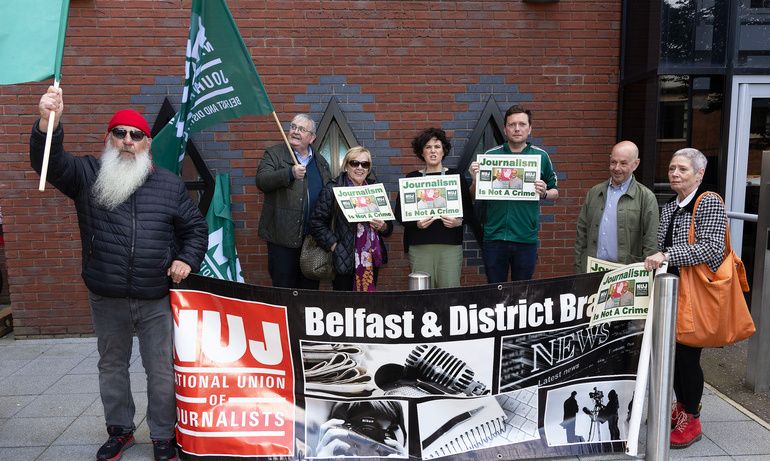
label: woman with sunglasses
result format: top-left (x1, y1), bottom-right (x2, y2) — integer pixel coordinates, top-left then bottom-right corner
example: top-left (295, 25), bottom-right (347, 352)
top-left (309, 146), bottom-right (393, 291)
top-left (394, 127), bottom-right (473, 288)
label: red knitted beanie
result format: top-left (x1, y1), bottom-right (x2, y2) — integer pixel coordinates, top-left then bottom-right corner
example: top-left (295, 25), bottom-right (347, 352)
top-left (107, 109), bottom-right (151, 138)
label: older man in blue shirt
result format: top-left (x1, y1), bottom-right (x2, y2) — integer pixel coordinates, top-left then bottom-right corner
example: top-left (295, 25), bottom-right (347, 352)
top-left (256, 114), bottom-right (332, 288)
top-left (574, 141), bottom-right (659, 273)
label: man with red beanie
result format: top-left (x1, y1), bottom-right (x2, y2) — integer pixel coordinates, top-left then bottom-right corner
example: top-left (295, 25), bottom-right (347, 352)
top-left (31, 86), bottom-right (208, 461)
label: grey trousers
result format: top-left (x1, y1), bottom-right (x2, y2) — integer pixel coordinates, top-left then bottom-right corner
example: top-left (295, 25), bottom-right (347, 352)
top-left (89, 291), bottom-right (176, 440)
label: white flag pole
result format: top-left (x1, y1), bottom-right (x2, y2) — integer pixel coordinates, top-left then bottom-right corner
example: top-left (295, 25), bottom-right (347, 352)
top-left (38, 79), bottom-right (60, 191)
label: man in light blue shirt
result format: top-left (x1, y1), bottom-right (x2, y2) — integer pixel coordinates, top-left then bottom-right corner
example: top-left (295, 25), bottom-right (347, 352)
top-left (596, 167), bottom-right (632, 262)
top-left (574, 141), bottom-right (659, 273)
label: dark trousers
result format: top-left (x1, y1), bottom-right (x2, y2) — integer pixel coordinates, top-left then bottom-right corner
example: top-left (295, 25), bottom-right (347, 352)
top-left (332, 267), bottom-right (380, 291)
top-left (267, 241), bottom-right (320, 289)
top-left (482, 240), bottom-right (538, 283)
top-left (674, 342), bottom-right (703, 416)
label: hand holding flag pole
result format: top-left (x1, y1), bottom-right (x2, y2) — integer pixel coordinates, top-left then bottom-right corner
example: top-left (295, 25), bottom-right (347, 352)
top-left (38, 80), bottom-right (60, 191)
top-left (271, 111), bottom-right (299, 167)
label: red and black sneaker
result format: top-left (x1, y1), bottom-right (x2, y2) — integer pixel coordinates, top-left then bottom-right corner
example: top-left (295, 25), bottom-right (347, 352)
top-left (153, 438), bottom-right (178, 461)
top-left (96, 425), bottom-right (135, 461)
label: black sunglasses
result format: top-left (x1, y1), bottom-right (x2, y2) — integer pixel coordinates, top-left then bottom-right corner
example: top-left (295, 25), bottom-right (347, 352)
top-left (111, 127), bottom-right (146, 142)
top-left (348, 160), bottom-right (371, 169)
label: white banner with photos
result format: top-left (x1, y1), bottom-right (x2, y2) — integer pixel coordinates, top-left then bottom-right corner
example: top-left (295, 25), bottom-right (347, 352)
top-left (589, 262), bottom-right (653, 326)
top-left (332, 183), bottom-right (395, 223)
top-left (397, 174), bottom-right (464, 222)
top-left (474, 154), bottom-right (541, 201)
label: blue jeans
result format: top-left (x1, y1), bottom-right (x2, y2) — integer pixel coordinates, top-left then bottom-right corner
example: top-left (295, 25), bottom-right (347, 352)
top-left (89, 291), bottom-right (176, 440)
top-left (482, 240), bottom-right (538, 283)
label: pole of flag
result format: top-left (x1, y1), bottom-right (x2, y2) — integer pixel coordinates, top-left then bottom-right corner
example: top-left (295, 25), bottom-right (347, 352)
top-left (38, 79), bottom-right (60, 191)
top-left (271, 111), bottom-right (299, 166)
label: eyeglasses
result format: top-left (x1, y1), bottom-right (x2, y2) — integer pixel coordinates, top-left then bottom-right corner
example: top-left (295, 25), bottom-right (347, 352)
top-left (111, 127), bottom-right (146, 142)
top-left (348, 160), bottom-right (371, 169)
top-left (289, 123), bottom-right (313, 134)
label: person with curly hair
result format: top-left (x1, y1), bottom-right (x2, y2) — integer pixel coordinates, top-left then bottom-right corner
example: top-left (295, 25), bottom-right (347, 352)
top-left (394, 127), bottom-right (473, 288)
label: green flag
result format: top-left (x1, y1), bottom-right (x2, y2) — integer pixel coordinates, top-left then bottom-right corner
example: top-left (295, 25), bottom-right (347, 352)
top-left (0, 0), bottom-right (70, 85)
top-left (200, 173), bottom-right (244, 283)
top-left (152, 0), bottom-right (274, 174)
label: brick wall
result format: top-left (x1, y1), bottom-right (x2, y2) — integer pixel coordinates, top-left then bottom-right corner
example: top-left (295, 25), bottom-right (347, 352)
top-left (0, 235), bottom-right (8, 305)
top-left (0, 0), bottom-right (622, 337)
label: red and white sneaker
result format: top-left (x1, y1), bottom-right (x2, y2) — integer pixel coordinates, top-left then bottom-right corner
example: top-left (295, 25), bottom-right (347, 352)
top-left (671, 412), bottom-right (702, 448)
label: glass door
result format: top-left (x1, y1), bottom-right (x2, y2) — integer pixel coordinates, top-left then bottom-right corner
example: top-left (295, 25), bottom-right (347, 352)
top-left (726, 77), bottom-right (770, 297)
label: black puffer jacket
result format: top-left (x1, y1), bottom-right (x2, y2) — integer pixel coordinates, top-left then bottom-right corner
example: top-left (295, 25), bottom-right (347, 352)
top-left (309, 173), bottom-right (393, 276)
top-left (30, 122), bottom-right (208, 300)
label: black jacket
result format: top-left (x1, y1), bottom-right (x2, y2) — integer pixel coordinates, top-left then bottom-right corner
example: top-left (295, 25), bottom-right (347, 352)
top-left (308, 173), bottom-right (393, 275)
top-left (30, 122), bottom-right (208, 299)
top-left (393, 168), bottom-right (474, 252)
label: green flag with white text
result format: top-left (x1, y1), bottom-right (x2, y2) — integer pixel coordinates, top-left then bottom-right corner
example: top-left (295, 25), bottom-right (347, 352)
top-left (200, 173), bottom-right (244, 283)
top-left (0, 0), bottom-right (70, 85)
top-left (152, 0), bottom-right (274, 174)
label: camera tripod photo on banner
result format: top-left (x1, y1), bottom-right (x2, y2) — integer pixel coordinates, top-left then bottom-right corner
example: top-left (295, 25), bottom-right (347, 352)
top-left (542, 380), bottom-right (635, 446)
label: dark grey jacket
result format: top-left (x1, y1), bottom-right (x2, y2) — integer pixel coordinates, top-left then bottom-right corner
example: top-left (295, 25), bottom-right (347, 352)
top-left (30, 122), bottom-right (208, 299)
top-left (309, 173), bottom-right (393, 275)
top-left (256, 143), bottom-right (332, 248)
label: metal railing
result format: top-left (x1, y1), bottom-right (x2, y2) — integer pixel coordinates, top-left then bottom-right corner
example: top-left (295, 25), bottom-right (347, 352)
top-left (726, 210), bottom-right (758, 223)
top-left (646, 273), bottom-right (680, 461)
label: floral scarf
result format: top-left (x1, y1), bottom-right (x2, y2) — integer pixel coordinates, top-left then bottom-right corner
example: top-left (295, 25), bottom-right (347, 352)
top-left (347, 176), bottom-right (382, 291)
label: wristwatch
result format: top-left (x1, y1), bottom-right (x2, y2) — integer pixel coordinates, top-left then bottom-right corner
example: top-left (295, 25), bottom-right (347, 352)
top-left (540, 189), bottom-right (547, 200)
top-left (663, 252), bottom-right (670, 261)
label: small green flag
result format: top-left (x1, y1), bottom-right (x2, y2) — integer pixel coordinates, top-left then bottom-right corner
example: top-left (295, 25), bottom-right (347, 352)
top-left (152, 0), bottom-right (274, 174)
top-left (0, 0), bottom-right (70, 85)
top-left (200, 173), bottom-right (244, 283)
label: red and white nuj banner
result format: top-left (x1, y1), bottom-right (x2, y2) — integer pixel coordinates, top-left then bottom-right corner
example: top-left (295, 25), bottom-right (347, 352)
top-left (170, 271), bottom-right (649, 461)
top-left (172, 289), bottom-right (295, 457)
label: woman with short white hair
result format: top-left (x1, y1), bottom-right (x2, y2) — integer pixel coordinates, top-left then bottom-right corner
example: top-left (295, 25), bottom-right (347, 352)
top-left (645, 148), bottom-right (727, 449)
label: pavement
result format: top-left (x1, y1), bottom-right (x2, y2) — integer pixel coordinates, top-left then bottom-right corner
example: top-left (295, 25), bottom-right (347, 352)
top-left (1, 332), bottom-right (769, 461)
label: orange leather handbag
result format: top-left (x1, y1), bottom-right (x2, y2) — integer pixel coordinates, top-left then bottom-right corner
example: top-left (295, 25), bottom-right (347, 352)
top-left (676, 193), bottom-right (755, 348)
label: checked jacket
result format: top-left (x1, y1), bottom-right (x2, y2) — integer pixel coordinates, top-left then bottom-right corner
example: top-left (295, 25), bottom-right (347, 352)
top-left (657, 186), bottom-right (727, 272)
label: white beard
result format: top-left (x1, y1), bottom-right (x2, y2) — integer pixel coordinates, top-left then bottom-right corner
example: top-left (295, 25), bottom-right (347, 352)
top-left (92, 143), bottom-right (152, 210)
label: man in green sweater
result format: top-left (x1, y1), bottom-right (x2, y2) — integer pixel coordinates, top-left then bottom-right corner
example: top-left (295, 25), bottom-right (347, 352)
top-left (468, 105), bottom-right (559, 282)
